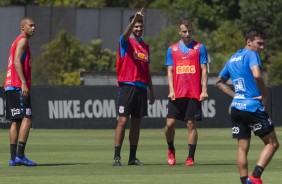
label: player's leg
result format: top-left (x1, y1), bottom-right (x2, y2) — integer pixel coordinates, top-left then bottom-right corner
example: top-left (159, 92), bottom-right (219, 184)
top-left (113, 115), bottom-right (129, 166)
top-left (128, 86), bottom-right (147, 166)
top-left (237, 138), bottom-right (250, 184)
top-left (165, 117), bottom-right (176, 165)
top-left (230, 107), bottom-right (252, 183)
top-left (186, 119), bottom-right (197, 166)
top-left (15, 92), bottom-right (36, 166)
top-left (165, 99), bottom-right (180, 166)
top-left (185, 98), bottom-right (201, 166)
top-left (5, 90), bottom-right (22, 166)
top-left (128, 117), bottom-right (143, 165)
top-left (257, 130), bottom-right (279, 168)
top-left (246, 130), bottom-right (279, 184)
top-left (9, 121), bottom-right (20, 166)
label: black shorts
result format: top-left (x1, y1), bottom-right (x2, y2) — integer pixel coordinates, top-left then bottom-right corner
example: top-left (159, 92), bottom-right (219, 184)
top-left (5, 90), bottom-right (32, 121)
top-left (231, 107), bottom-right (274, 139)
top-left (117, 84), bottom-right (147, 118)
top-left (166, 98), bottom-right (202, 122)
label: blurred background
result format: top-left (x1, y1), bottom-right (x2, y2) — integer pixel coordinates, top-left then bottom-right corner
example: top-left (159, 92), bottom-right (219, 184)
top-left (0, 0), bottom-right (281, 86)
top-left (0, 0), bottom-right (281, 129)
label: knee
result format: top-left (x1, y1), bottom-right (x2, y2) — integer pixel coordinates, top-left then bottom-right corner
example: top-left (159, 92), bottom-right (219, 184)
top-left (117, 117), bottom-right (128, 128)
top-left (273, 141), bottom-right (279, 152)
top-left (187, 120), bottom-right (196, 129)
top-left (166, 119), bottom-right (175, 129)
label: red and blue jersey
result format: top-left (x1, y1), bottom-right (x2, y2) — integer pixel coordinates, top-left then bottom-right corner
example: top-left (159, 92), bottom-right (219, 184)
top-left (4, 35), bottom-right (32, 90)
top-left (116, 36), bottom-right (150, 89)
top-left (166, 40), bottom-right (208, 101)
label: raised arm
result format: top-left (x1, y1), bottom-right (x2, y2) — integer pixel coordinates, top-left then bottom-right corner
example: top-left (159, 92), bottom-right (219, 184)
top-left (122, 8), bottom-right (144, 42)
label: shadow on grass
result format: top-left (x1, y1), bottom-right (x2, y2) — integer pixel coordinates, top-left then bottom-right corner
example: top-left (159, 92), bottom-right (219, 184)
top-left (36, 163), bottom-right (89, 167)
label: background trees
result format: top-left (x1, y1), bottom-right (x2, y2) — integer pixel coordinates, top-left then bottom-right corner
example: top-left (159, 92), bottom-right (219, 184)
top-left (1, 0), bottom-right (281, 86)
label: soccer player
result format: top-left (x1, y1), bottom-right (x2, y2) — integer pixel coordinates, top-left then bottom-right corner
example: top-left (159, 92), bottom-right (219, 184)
top-left (164, 19), bottom-right (208, 166)
top-left (216, 28), bottom-right (279, 184)
top-left (4, 17), bottom-right (37, 166)
top-left (113, 8), bottom-right (155, 166)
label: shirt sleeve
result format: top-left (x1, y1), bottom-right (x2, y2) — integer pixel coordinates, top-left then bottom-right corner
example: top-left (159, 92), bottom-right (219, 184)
top-left (219, 63), bottom-right (230, 79)
top-left (119, 35), bottom-right (129, 58)
top-left (165, 47), bottom-right (173, 66)
top-left (247, 51), bottom-right (261, 68)
top-left (200, 44), bottom-right (209, 64)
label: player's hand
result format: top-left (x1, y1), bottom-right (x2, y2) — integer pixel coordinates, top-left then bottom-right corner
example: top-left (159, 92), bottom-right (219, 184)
top-left (200, 92), bottom-right (208, 101)
top-left (21, 83), bottom-right (29, 97)
top-left (149, 92), bottom-right (155, 105)
top-left (168, 91), bottom-right (175, 101)
top-left (253, 96), bottom-right (266, 107)
top-left (134, 7), bottom-right (144, 21)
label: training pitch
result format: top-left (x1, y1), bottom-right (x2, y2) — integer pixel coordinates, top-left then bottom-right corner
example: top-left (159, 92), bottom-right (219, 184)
top-left (0, 127), bottom-right (281, 183)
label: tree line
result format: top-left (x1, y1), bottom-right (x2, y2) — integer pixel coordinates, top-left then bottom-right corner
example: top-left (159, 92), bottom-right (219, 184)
top-left (1, 0), bottom-right (281, 86)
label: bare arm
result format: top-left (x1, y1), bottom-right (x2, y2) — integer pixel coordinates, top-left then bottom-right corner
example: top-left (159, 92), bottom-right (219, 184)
top-left (148, 72), bottom-right (155, 105)
top-left (122, 8), bottom-right (143, 42)
top-left (14, 38), bottom-right (29, 95)
top-left (216, 76), bottom-right (235, 98)
top-left (251, 65), bottom-right (267, 106)
top-left (167, 66), bottom-right (175, 100)
top-left (200, 63), bottom-right (208, 101)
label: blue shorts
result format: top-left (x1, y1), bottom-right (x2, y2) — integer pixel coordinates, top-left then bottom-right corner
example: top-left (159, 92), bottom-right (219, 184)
top-left (231, 107), bottom-right (274, 139)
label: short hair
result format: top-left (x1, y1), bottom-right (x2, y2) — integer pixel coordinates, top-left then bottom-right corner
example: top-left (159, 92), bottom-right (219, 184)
top-left (129, 15), bottom-right (143, 23)
top-left (245, 28), bottom-right (266, 42)
top-left (20, 17), bottom-right (34, 26)
top-left (179, 19), bottom-right (193, 29)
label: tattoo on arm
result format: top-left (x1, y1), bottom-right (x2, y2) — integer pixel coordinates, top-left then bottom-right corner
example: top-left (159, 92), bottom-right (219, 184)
top-left (216, 76), bottom-right (235, 98)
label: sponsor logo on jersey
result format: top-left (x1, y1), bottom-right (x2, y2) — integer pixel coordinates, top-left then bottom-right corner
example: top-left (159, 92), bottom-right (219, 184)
top-left (232, 102), bottom-right (247, 109)
top-left (230, 56), bottom-right (242, 62)
top-left (133, 51), bottom-right (148, 62)
top-left (176, 65), bottom-right (196, 74)
top-left (234, 78), bottom-right (246, 91)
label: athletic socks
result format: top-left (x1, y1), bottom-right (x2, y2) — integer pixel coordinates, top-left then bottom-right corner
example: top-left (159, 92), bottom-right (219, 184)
top-left (18, 141), bottom-right (26, 158)
top-left (129, 145), bottom-right (137, 160)
top-left (167, 141), bottom-right (175, 151)
top-left (114, 146), bottom-right (121, 158)
top-left (252, 165), bottom-right (264, 178)
top-left (188, 144), bottom-right (196, 159)
top-left (10, 144), bottom-right (17, 160)
top-left (240, 176), bottom-right (247, 184)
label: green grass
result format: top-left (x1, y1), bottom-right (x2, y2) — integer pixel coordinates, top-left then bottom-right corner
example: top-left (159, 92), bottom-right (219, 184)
top-left (0, 127), bottom-right (281, 183)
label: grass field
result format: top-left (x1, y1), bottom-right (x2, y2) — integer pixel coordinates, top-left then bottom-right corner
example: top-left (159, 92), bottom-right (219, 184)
top-left (0, 127), bottom-right (281, 184)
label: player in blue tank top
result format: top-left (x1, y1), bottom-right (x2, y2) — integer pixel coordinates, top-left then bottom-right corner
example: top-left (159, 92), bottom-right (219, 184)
top-left (216, 28), bottom-right (279, 184)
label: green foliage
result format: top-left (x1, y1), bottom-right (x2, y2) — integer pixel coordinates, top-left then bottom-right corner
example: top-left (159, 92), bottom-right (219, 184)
top-left (36, 0), bottom-right (106, 8)
top-left (150, 0), bottom-right (240, 31)
top-left (32, 31), bottom-right (116, 86)
top-left (267, 52), bottom-right (282, 86)
top-left (145, 26), bottom-right (178, 73)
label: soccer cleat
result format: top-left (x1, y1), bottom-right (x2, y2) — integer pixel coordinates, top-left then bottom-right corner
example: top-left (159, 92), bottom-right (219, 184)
top-left (113, 157), bottom-right (122, 166)
top-left (246, 173), bottom-right (263, 184)
top-left (167, 149), bottom-right (176, 166)
top-left (128, 158), bottom-right (144, 166)
top-left (15, 156), bottom-right (37, 166)
top-left (9, 159), bottom-right (18, 166)
top-left (185, 157), bottom-right (195, 166)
